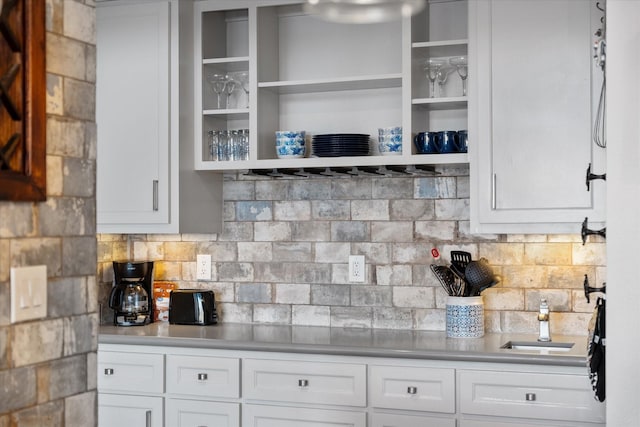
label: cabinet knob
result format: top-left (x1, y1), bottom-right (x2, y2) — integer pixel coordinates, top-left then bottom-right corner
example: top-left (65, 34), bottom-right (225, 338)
top-left (298, 379), bottom-right (309, 387)
top-left (407, 386), bottom-right (418, 395)
top-left (525, 392), bottom-right (536, 401)
top-left (104, 368), bottom-right (114, 376)
top-left (197, 373), bottom-right (208, 381)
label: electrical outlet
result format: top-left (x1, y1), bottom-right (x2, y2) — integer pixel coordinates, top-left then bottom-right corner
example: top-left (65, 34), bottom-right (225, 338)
top-left (348, 255), bottom-right (365, 283)
top-left (196, 254), bottom-right (211, 281)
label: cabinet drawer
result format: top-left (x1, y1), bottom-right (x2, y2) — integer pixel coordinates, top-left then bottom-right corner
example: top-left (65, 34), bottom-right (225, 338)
top-left (458, 370), bottom-right (605, 423)
top-left (166, 398), bottom-right (239, 427)
top-left (243, 404), bottom-right (366, 427)
top-left (372, 413), bottom-right (455, 427)
top-left (166, 354), bottom-right (240, 398)
top-left (98, 351), bottom-right (164, 394)
top-left (370, 365), bottom-right (455, 413)
top-left (242, 358), bottom-right (366, 407)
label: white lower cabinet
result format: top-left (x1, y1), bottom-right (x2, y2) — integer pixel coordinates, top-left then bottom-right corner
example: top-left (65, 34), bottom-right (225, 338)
top-left (371, 413), bottom-right (456, 427)
top-left (98, 394), bottom-right (163, 427)
top-left (166, 399), bottom-right (240, 427)
top-left (242, 404), bottom-right (366, 427)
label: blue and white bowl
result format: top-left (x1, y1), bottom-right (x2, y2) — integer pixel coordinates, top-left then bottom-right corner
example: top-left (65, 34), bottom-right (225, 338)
top-left (275, 131), bottom-right (306, 159)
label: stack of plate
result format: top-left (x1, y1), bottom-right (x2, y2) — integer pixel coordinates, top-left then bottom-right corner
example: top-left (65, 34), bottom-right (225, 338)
top-left (312, 134), bottom-right (370, 157)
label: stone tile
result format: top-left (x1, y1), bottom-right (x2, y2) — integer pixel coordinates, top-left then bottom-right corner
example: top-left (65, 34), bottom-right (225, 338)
top-left (330, 306), bottom-right (372, 328)
top-left (65, 391), bottom-right (96, 427)
top-left (64, 0), bottom-right (95, 43)
top-left (331, 221), bottom-right (369, 242)
top-left (0, 327), bottom-right (6, 368)
top-left (351, 286), bottom-right (392, 307)
top-left (523, 243), bottom-right (572, 266)
top-left (39, 197), bottom-right (95, 236)
top-left (132, 241), bottom-right (164, 260)
top-left (483, 288), bottom-right (524, 311)
top-left (331, 178), bottom-right (371, 199)
top-left (256, 180), bottom-right (289, 200)
top-left (434, 198), bottom-right (469, 220)
top-left (154, 261), bottom-right (182, 281)
top-left (38, 355), bottom-right (87, 401)
top-left (64, 78), bottom-right (95, 121)
top-left (64, 314), bottom-right (97, 356)
top-left (0, 204), bottom-right (34, 238)
top-left (376, 265), bottom-right (412, 286)
top-left (351, 243), bottom-right (390, 264)
top-left (10, 238), bottom-right (62, 277)
top-left (311, 284), bottom-right (350, 306)
top-left (292, 305), bottom-right (330, 326)
top-left (291, 221), bottom-right (330, 241)
top-left (414, 177), bottom-right (456, 199)
top-left (289, 180), bottom-right (331, 200)
top-left (548, 312), bottom-right (591, 336)
top-left (85, 44), bottom-right (96, 83)
top-left (0, 367), bottom-right (36, 413)
top-left (46, 116), bottom-right (84, 157)
top-left (572, 290), bottom-right (598, 313)
top-left (502, 310), bottom-right (538, 333)
top-left (275, 283), bottom-right (310, 304)
top-left (414, 308), bottom-right (445, 331)
top-left (414, 220), bottom-right (456, 241)
top-left (548, 266), bottom-right (591, 289)
top-left (11, 401), bottom-right (63, 427)
top-left (163, 242), bottom-right (196, 261)
top-left (46, 74), bottom-right (63, 115)
top-left (86, 352), bottom-right (97, 390)
top-left (46, 155), bottom-right (64, 196)
top-left (254, 222), bottom-right (291, 241)
top-left (390, 199), bottom-right (435, 220)
top-left (12, 319), bottom-right (64, 367)
top-left (315, 242), bottom-right (350, 263)
top-left (479, 243), bottom-right (525, 265)
top-left (412, 264), bottom-right (440, 288)
top-left (63, 236), bottom-right (96, 276)
top-left (351, 200), bottom-right (389, 220)
top-left (372, 307), bottom-right (413, 329)
top-left (253, 304), bottom-right (291, 324)
top-left (456, 176), bottom-right (470, 198)
top-left (182, 234), bottom-right (219, 242)
top-left (393, 286), bottom-right (434, 308)
top-left (457, 221), bottom-right (500, 242)
top-left (198, 242), bottom-right (237, 262)
top-left (236, 201), bottom-right (273, 221)
top-left (224, 201), bottom-right (236, 221)
top-left (48, 277), bottom-right (87, 317)
top-left (237, 283), bottom-right (272, 303)
top-left (311, 200), bottom-right (350, 220)
top-left (274, 201), bottom-right (311, 221)
top-left (218, 263), bottom-right (254, 282)
top-left (391, 243), bottom-right (432, 264)
top-left (500, 265), bottom-right (549, 288)
top-left (46, 33), bottom-right (86, 81)
top-left (238, 242), bottom-right (272, 262)
top-left (46, 0), bottom-right (64, 33)
top-left (506, 234), bottom-right (549, 243)
top-left (219, 222), bottom-right (253, 241)
top-left (525, 289), bottom-right (571, 312)
top-left (372, 177), bottom-right (413, 199)
top-left (272, 242), bottom-right (312, 262)
top-left (484, 310), bottom-right (502, 333)
top-left (63, 158), bottom-right (95, 197)
top-left (217, 303), bottom-right (252, 323)
top-left (223, 180), bottom-right (255, 200)
top-left (370, 221), bottom-right (412, 243)
top-left (572, 243), bottom-right (606, 266)
top-left (254, 263), bottom-right (330, 284)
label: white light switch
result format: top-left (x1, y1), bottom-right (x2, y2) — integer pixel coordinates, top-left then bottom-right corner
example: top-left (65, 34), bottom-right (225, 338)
top-left (10, 265), bottom-right (47, 323)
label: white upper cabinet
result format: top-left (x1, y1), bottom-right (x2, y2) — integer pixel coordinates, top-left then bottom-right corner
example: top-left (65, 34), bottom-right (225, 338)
top-left (469, 0), bottom-right (606, 234)
top-left (194, 0), bottom-right (470, 172)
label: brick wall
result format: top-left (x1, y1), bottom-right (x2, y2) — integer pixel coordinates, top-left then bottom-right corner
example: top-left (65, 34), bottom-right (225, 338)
top-left (98, 166), bottom-right (606, 336)
top-left (0, 1), bottom-right (97, 425)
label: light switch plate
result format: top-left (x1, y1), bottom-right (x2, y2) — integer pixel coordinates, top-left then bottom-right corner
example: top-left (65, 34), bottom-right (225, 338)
top-left (10, 265), bottom-right (47, 323)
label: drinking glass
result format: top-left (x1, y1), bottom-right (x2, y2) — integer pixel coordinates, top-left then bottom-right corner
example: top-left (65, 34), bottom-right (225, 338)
top-left (230, 71), bottom-right (249, 108)
top-left (238, 129), bottom-right (250, 160)
top-left (436, 65), bottom-right (454, 97)
top-left (207, 73), bottom-right (227, 109)
top-left (449, 56), bottom-right (468, 96)
top-left (224, 76), bottom-right (238, 109)
top-left (207, 130), bottom-right (219, 161)
top-left (424, 59), bottom-right (444, 98)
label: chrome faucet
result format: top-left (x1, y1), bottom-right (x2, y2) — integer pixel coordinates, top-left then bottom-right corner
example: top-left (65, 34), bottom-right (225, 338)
top-left (537, 298), bottom-right (551, 342)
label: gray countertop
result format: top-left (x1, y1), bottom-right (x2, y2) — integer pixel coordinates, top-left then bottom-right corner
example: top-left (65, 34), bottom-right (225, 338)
top-left (99, 323), bottom-right (589, 368)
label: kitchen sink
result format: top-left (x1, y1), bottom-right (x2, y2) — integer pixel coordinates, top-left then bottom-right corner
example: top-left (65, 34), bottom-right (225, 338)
top-left (501, 341), bottom-right (575, 352)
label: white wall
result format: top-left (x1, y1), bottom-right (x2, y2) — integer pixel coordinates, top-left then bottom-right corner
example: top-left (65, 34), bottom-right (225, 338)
top-left (606, 1), bottom-right (640, 425)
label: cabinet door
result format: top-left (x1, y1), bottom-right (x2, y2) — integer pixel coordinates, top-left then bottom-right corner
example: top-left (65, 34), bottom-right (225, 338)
top-left (96, 1), bottom-right (172, 230)
top-left (242, 404), bottom-right (366, 427)
top-left (469, 0), bottom-right (605, 233)
top-left (166, 398), bottom-right (240, 427)
top-left (98, 351), bottom-right (164, 394)
top-left (372, 413), bottom-right (455, 427)
top-left (98, 394), bottom-right (163, 427)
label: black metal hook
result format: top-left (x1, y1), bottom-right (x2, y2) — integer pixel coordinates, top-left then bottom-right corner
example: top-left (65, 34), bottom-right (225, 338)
top-left (584, 274), bottom-right (606, 304)
top-left (581, 217), bottom-right (606, 245)
top-left (586, 163), bottom-right (606, 191)
top-left (596, 2), bottom-right (605, 12)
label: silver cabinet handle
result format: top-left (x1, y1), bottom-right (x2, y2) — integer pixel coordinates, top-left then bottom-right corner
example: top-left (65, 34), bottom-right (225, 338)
top-left (145, 410), bottom-right (151, 427)
top-left (407, 386), bottom-right (418, 395)
top-left (298, 379), bottom-right (309, 387)
top-left (104, 368), bottom-right (114, 376)
top-left (197, 373), bottom-right (208, 381)
top-left (492, 173), bottom-right (497, 209)
top-left (525, 392), bottom-right (536, 401)
top-left (152, 180), bottom-right (159, 211)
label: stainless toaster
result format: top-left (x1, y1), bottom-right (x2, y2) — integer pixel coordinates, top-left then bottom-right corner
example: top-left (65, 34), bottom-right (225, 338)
top-left (168, 289), bottom-right (218, 325)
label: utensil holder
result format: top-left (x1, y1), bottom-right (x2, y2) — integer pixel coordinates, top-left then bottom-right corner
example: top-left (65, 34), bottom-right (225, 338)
top-left (446, 296), bottom-right (484, 338)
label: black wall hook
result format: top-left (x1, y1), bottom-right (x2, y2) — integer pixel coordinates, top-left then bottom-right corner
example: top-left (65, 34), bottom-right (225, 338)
top-left (584, 274), bottom-right (606, 304)
top-left (581, 217), bottom-right (606, 245)
top-left (586, 163), bottom-right (606, 191)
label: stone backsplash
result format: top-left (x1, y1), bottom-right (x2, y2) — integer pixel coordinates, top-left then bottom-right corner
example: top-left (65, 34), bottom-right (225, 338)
top-left (98, 166), bottom-right (606, 336)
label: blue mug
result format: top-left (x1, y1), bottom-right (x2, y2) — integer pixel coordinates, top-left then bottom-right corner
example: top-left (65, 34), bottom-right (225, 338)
top-left (413, 132), bottom-right (441, 154)
top-left (437, 131), bottom-right (459, 153)
top-left (456, 130), bottom-right (468, 153)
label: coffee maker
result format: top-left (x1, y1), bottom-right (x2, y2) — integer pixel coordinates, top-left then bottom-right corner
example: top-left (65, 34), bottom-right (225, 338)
top-left (109, 261), bottom-right (154, 326)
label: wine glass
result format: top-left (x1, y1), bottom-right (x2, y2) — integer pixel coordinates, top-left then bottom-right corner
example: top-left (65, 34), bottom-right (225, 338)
top-left (424, 59), bottom-right (444, 98)
top-left (207, 73), bottom-right (227, 109)
top-left (230, 71), bottom-right (249, 108)
top-left (449, 56), bottom-right (468, 96)
top-left (436, 65), bottom-right (454, 98)
top-left (224, 76), bottom-right (238, 109)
